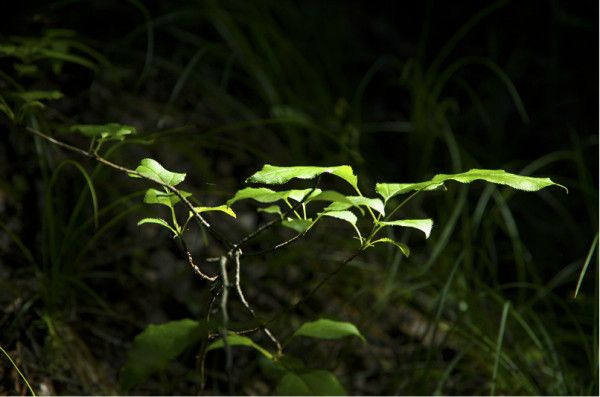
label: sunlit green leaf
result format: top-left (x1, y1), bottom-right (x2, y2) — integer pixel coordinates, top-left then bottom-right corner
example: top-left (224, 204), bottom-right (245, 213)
top-left (282, 218), bottom-right (313, 233)
top-left (120, 319), bottom-right (208, 391)
top-left (143, 188), bottom-right (191, 208)
top-left (137, 217), bottom-right (177, 235)
top-left (69, 123), bottom-right (135, 141)
top-left (378, 219), bottom-right (433, 239)
top-left (368, 237), bottom-right (410, 257)
top-left (257, 205), bottom-right (282, 216)
top-left (131, 158), bottom-right (186, 186)
top-left (246, 164), bottom-right (358, 190)
top-left (321, 210), bottom-right (357, 226)
top-left (293, 318), bottom-right (365, 342)
top-left (206, 333), bottom-right (273, 360)
top-left (276, 370), bottom-right (346, 396)
top-left (308, 190), bottom-right (353, 205)
top-left (227, 187), bottom-right (322, 206)
top-left (376, 168), bottom-right (567, 202)
top-left (191, 205), bottom-right (236, 218)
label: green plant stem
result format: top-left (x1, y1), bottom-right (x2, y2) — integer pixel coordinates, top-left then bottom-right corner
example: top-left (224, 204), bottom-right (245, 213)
top-left (0, 346), bottom-right (36, 396)
top-left (574, 233), bottom-right (598, 298)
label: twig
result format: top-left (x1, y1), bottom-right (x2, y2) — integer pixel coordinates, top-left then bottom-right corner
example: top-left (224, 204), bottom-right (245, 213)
top-left (218, 256), bottom-right (234, 394)
top-left (264, 250), bottom-right (363, 327)
top-left (232, 249), bottom-right (282, 354)
top-left (179, 237), bottom-right (218, 282)
top-left (231, 176), bottom-right (321, 252)
top-left (26, 126), bottom-right (233, 250)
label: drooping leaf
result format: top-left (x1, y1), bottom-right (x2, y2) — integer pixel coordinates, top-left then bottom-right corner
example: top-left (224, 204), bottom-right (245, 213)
top-left (191, 205), bottom-right (236, 218)
top-left (345, 196), bottom-right (385, 215)
top-left (276, 370), bottom-right (346, 396)
top-left (282, 218), bottom-right (313, 233)
top-left (227, 187), bottom-right (322, 206)
top-left (246, 165), bottom-right (358, 190)
top-left (206, 333), bottom-right (273, 360)
top-left (321, 210), bottom-right (357, 226)
top-left (368, 237), bottom-right (411, 257)
top-left (131, 158), bottom-right (186, 186)
top-left (308, 190), bottom-right (353, 205)
top-left (257, 205), bottom-right (283, 217)
top-left (378, 219), bottom-right (434, 239)
top-left (120, 319), bottom-right (208, 391)
top-left (376, 168), bottom-right (567, 202)
top-left (69, 123), bottom-right (136, 141)
top-left (143, 188), bottom-right (191, 208)
top-left (292, 318), bottom-right (365, 342)
top-left (137, 217), bottom-right (177, 235)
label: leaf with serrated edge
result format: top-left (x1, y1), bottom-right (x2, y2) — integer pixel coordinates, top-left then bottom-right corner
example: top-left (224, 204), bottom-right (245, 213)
top-left (191, 205), bottom-right (236, 218)
top-left (293, 318), bottom-right (365, 342)
top-left (376, 168), bottom-right (567, 202)
top-left (379, 219), bottom-right (433, 239)
top-left (206, 333), bottom-right (272, 360)
top-left (143, 188), bottom-right (191, 208)
top-left (246, 165), bottom-right (358, 190)
top-left (69, 123), bottom-right (135, 141)
top-left (346, 196), bottom-right (385, 215)
top-left (131, 158), bottom-right (186, 186)
top-left (282, 218), bottom-right (313, 233)
top-left (227, 187), bottom-right (322, 206)
top-left (137, 218), bottom-right (177, 235)
top-left (369, 238), bottom-right (411, 257)
top-left (257, 205), bottom-right (282, 216)
top-left (321, 210), bottom-right (357, 225)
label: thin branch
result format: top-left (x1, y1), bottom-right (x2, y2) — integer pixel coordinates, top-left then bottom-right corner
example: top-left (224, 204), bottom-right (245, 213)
top-left (232, 249), bottom-right (282, 354)
top-left (218, 255), bottom-right (234, 393)
top-left (243, 232), bottom-right (304, 256)
top-left (26, 126), bottom-right (233, 250)
top-left (179, 236), bottom-right (218, 282)
top-left (264, 250), bottom-right (363, 327)
top-left (231, 176), bottom-right (321, 252)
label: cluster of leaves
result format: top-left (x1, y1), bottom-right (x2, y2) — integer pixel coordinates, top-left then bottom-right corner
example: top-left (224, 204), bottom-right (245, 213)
top-left (92, 141), bottom-right (563, 394)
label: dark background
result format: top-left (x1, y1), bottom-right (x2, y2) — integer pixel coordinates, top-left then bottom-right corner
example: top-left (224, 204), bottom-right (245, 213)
top-left (0, 0), bottom-right (598, 395)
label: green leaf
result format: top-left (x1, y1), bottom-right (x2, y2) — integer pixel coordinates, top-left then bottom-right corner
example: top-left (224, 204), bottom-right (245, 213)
top-left (321, 210), bottom-right (357, 226)
top-left (345, 196), bottom-right (385, 215)
top-left (292, 318), bottom-right (365, 342)
top-left (379, 219), bottom-right (433, 239)
top-left (131, 158), bottom-right (186, 186)
top-left (206, 333), bottom-right (273, 360)
top-left (227, 187), bottom-right (322, 206)
top-left (308, 190), bottom-right (353, 205)
top-left (276, 370), bottom-right (346, 396)
top-left (143, 188), bottom-right (191, 208)
top-left (368, 237), bottom-right (411, 257)
top-left (137, 217), bottom-right (177, 235)
top-left (257, 205), bottom-right (282, 216)
top-left (69, 123), bottom-right (136, 141)
top-left (246, 164), bottom-right (358, 190)
top-left (376, 168), bottom-right (567, 202)
top-left (120, 319), bottom-right (208, 391)
top-left (191, 205), bottom-right (236, 218)
top-left (282, 218), bottom-right (313, 233)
